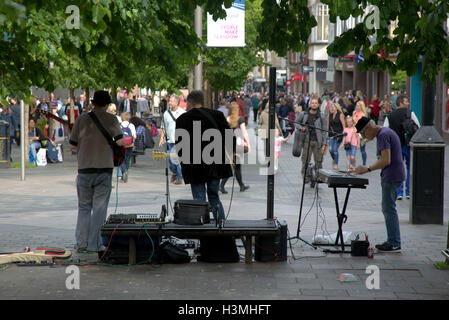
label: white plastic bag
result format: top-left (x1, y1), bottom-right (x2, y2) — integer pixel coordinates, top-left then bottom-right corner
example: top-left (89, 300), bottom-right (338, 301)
top-left (36, 148), bottom-right (47, 167)
top-left (56, 144), bottom-right (63, 162)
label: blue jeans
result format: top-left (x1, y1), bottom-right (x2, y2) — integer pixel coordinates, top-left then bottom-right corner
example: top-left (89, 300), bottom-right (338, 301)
top-left (397, 146), bottom-right (410, 197)
top-left (167, 142), bottom-right (182, 180)
top-left (381, 181), bottom-right (402, 247)
top-left (329, 138), bottom-right (342, 164)
top-left (360, 144), bottom-right (367, 166)
top-left (117, 147), bottom-right (133, 178)
top-left (191, 178), bottom-right (225, 222)
top-left (29, 142), bottom-right (41, 163)
top-left (76, 172), bottom-right (112, 251)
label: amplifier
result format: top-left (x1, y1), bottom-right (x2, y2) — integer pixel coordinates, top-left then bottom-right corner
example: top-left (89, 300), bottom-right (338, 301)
top-left (106, 213), bottom-right (161, 224)
top-left (254, 220), bottom-right (288, 262)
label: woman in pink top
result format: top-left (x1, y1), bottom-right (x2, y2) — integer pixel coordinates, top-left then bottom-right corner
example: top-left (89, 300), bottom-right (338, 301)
top-left (341, 116), bottom-right (360, 171)
top-left (352, 101), bottom-right (368, 166)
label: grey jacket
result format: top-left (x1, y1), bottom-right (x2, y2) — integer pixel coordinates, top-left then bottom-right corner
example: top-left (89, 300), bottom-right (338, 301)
top-left (294, 111), bottom-right (328, 147)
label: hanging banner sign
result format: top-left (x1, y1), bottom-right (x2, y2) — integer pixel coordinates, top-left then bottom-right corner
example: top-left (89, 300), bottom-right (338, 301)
top-left (206, 0), bottom-right (245, 47)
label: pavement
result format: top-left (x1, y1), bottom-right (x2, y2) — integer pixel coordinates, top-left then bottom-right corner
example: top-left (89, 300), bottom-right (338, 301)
top-left (0, 116), bottom-right (449, 301)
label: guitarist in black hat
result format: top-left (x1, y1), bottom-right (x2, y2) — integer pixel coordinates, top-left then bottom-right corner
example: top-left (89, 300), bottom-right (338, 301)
top-left (69, 90), bottom-right (125, 253)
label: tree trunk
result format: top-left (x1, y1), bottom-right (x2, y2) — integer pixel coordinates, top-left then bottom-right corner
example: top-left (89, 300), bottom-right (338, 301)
top-left (69, 88), bottom-right (75, 125)
top-left (85, 88), bottom-right (90, 111)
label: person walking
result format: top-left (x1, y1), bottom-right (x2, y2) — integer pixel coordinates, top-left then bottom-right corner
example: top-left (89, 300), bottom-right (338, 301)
top-left (69, 90), bottom-right (125, 252)
top-left (159, 94), bottom-right (186, 185)
top-left (353, 117), bottom-right (405, 252)
top-left (352, 100), bottom-right (368, 166)
top-left (328, 102), bottom-right (345, 170)
top-left (117, 112), bottom-right (136, 183)
top-left (383, 94), bottom-right (420, 200)
top-left (175, 90), bottom-right (232, 222)
top-left (219, 102), bottom-right (251, 193)
top-left (258, 98), bottom-right (282, 158)
top-left (341, 116), bottom-right (359, 171)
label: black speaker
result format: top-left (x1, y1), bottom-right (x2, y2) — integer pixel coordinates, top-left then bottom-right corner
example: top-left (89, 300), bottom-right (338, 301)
top-left (255, 220), bottom-right (287, 262)
top-left (100, 235), bottom-right (160, 265)
top-left (197, 236), bottom-right (240, 263)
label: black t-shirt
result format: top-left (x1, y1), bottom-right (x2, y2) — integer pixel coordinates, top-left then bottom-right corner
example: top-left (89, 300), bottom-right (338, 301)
top-left (329, 111), bottom-right (343, 137)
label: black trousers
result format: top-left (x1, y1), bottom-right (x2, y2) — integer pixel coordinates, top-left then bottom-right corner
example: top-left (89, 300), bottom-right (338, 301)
top-left (220, 164), bottom-right (243, 188)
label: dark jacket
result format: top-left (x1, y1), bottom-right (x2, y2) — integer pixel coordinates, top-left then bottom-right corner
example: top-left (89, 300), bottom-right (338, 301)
top-left (175, 108), bottom-right (233, 184)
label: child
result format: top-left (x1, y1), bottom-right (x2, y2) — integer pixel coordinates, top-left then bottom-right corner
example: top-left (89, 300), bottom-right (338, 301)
top-left (274, 128), bottom-right (291, 173)
top-left (340, 116), bottom-right (359, 171)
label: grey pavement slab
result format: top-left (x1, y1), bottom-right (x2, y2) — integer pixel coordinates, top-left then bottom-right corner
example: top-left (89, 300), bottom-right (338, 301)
top-left (0, 117), bottom-right (448, 300)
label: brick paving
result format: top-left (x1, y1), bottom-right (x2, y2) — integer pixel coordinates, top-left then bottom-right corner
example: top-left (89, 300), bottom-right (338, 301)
top-left (0, 117), bottom-right (448, 300)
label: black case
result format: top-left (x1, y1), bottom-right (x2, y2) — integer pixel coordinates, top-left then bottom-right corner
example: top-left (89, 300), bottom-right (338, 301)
top-left (174, 199), bottom-right (210, 225)
top-left (197, 236), bottom-right (240, 263)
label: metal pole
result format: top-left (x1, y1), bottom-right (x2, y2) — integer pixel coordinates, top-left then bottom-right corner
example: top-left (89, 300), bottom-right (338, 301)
top-left (267, 67), bottom-right (276, 220)
top-left (194, 6), bottom-right (203, 91)
top-left (20, 100), bottom-right (25, 181)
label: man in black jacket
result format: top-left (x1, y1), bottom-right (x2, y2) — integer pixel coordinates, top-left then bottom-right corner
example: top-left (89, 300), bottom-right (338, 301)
top-left (383, 94), bottom-right (420, 200)
top-left (175, 90), bottom-right (233, 222)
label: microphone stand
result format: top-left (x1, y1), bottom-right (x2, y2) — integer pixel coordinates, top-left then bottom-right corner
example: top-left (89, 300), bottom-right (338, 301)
top-left (280, 114), bottom-right (345, 249)
top-left (161, 115), bottom-right (170, 218)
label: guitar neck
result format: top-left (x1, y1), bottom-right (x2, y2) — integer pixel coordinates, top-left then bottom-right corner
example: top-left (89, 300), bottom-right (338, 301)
top-left (37, 108), bottom-right (73, 129)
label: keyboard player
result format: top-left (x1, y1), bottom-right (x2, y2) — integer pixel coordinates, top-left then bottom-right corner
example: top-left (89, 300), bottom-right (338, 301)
top-left (351, 117), bottom-right (405, 253)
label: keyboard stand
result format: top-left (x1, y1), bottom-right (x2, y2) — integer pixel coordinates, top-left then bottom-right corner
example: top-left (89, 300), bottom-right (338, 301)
top-left (322, 184), bottom-right (367, 254)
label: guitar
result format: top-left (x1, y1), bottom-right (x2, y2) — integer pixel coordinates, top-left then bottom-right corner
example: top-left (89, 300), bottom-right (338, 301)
top-left (36, 108), bottom-right (73, 130)
top-left (0, 247), bottom-right (72, 264)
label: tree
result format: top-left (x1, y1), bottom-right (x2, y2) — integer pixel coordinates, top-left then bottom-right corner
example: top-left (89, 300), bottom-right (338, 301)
top-left (203, 0), bottom-right (265, 92)
top-left (322, 0), bottom-right (449, 83)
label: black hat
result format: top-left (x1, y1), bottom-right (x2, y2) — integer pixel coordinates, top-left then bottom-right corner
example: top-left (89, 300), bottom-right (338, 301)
top-left (91, 90), bottom-right (112, 106)
top-left (356, 116), bottom-right (370, 133)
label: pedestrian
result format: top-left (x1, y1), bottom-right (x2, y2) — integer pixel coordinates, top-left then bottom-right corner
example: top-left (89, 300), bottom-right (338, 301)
top-left (159, 94), bottom-right (186, 185)
top-left (353, 117), bottom-right (405, 253)
top-left (383, 94), bottom-right (420, 200)
top-left (368, 94), bottom-right (381, 124)
top-left (295, 97), bottom-right (328, 184)
top-left (10, 98), bottom-right (21, 146)
top-left (219, 102), bottom-right (251, 193)
top-left (217, 98), bottom-right (228, 118)
top-left (328, 102), bottom-right (345, 170)
top-left (0, 104), bottom-right (18, 160)
top-left (251, 93), bottom-right (260, 123)
top-left (231, 91), bottom-right (246, 125)
top-left (273, 128), bottom-right (290, 173)
top-left (341, 116), bottom-right (359, 171)
top-left (69, 90), bottom-right (125, 252)
top-left (258, 98), bottom-right (282, 158)
top-left (380, 94), bottom-right (394, 121)
top-left (117, 112), bottom-right (136, 183)
top-left (175, 90), bottom-right (233, 222)
top-left (243, 94), bottom-right (252, 126)
top-left (352, 101), bottom-right (368, 166)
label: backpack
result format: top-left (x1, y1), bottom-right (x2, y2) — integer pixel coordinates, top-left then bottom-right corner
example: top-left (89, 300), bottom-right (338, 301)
top-left (121, 123), bottom-right (134, 147)
top-left (401, 110), bottom-right (418, 145)
top-left (133, 125), bottom-right (146, 154)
